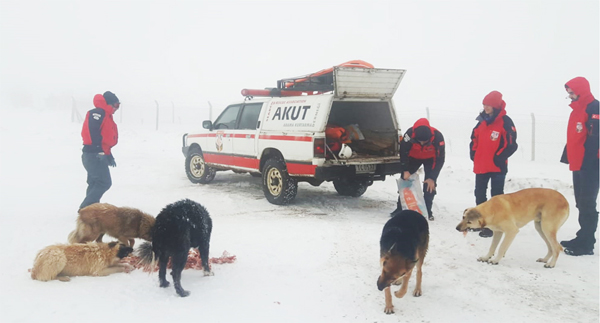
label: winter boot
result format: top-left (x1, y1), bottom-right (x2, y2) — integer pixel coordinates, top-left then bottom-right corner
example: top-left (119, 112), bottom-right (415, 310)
top-left (479, 228), bottom-right (493, 238)
top-left (560, 238), bottom-right (580, 248)
top-left (564, 246), bottom-right (594, 256)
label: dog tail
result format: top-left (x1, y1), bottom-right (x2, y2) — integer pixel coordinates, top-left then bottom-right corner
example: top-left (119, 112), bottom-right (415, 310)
top-left (67, 218), bottom-right (86, 244)
top-left (67, 230), bottom-right (78, 244)
top-left (135, 242), bottom-right (156, 270)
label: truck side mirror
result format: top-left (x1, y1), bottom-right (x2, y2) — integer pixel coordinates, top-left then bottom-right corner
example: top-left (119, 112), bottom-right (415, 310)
top-left (202, 120), bottom-right (213, 130)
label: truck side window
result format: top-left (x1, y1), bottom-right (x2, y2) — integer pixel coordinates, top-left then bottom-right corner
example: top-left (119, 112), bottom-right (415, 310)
top-left (237, 103), bottom-right (263, 130)
top-left (214, 105), bottom-right (241, 129)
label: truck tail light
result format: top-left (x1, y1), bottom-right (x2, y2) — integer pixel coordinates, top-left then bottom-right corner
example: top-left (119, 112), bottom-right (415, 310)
top-left (314, 138), bottom-right (325, 158)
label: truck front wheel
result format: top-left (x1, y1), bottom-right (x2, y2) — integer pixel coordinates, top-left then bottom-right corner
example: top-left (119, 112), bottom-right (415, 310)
top-left (262, 158), bottom-right (298, 205)
top-left (333, 178), bottom-right (370, 197)
top-left (185, 149), bottom-right (216, 184)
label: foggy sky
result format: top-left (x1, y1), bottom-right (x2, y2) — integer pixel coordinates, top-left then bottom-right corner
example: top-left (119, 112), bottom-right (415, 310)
top-left (0, 0), bottom-right (598, 117)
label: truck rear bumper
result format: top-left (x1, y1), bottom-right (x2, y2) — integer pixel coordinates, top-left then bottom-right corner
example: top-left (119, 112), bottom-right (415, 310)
top-left (314, 162), bottom-right (402, 181)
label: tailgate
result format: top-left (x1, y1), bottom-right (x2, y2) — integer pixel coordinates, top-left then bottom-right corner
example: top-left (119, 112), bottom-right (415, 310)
top-left (333, 67), bottom-right (405, 99)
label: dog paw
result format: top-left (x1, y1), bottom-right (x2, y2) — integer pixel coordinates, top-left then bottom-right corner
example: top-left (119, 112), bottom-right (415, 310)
top-left (394, 289), bottom-right (407, 298)
top-left (477, 257), bottom-right (490, 262)
top-left (123, 264), bottom-right (134, 273)
top-left (487, 259), bottom-right (499, 265)
top-left (203, 270), bottom-right (214, 276)
top-left (543, 263), bottom-right (555, 269)
top-left (384, 306), bottom-right (395, 314)
top-left (413, 288), bottom-right (422, 297)
top-left (536, 258), bottom-right (548, 263)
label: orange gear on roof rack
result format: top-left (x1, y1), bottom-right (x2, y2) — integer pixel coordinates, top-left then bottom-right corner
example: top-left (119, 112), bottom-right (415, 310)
top-left (241, 60), bottom-right (375, 97)
top-left (283, 60), bottom-right (374, 89)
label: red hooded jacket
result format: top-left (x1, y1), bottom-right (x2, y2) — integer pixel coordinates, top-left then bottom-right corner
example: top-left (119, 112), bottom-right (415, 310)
top-left (400, 118), bottom-right (445, 181)
top-left (562, 77), bottom-right (599, 171)
top-left (470, 91), bottom-right (518, 174)
top-left (81, 94), bottom-right (118, 155)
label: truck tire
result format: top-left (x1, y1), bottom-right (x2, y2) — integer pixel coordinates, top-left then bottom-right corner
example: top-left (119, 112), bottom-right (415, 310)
top-left (333, 178), bottom-right (369, 197)
top-left (185, 148), bottom-right (216, 184)
top-left (262, 157), bottom-right (298, 205)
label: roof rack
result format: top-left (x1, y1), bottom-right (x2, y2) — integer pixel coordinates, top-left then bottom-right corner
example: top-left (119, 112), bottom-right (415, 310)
top-left (241, 60), bottom-right (374, 98)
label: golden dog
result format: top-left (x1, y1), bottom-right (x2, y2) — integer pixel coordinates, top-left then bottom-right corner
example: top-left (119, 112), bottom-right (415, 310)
top-left (68, 203), bottom-right (155, 247)
top-left (456, 188), bottom-right (569, 268)
top-left (31, 242), bottom-right (133, 282)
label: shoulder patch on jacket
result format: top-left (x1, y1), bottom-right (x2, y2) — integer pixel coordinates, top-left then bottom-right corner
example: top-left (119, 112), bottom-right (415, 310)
top-left (92, 113), bottom-right (102, 120)
top-left (592, 114), bottom-right (599, 120)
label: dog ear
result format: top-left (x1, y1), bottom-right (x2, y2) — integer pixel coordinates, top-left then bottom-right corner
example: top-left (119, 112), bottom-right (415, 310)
top-left (108, 241), bottom-right (118, 248)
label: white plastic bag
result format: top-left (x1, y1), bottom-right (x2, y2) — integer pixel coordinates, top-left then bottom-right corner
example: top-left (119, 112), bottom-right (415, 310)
top-left (395, 173), bottom-right (427, 215)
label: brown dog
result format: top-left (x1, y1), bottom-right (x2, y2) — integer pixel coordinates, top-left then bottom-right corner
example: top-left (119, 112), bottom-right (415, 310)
top-left (377, 210), bottom-right (429, 314)
top-left (68, 203), bottom-right (155, 247)
top-left (456, 188), bottom-right (569, 268)
top-left (31, 242), bottom-right (133, 282)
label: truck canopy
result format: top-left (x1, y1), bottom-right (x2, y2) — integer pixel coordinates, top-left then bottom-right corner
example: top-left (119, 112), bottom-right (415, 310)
top-left (333, 67), bottom-right (405, 99)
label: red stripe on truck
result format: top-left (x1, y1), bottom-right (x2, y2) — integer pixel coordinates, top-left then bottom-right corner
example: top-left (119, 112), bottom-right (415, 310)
top-left (203, 153), bottom-right (316, 175)
top-left (259, 135), bottom-right (312, 142)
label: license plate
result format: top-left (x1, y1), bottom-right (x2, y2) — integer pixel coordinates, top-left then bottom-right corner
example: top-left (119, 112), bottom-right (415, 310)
top-left (355, 164), bottom-right (376, 174)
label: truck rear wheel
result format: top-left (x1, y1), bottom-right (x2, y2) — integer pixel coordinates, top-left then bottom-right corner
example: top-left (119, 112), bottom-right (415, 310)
top-left (333, 178), bottom-right (370, 197)
top-left (185, 148), bottom-right (216, 184)
top-left (262, 158), bottom-right (297, 205)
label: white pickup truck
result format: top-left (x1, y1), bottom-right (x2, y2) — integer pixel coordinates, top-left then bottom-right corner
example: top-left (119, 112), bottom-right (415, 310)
top-left (182, 64), bottom-right (406, 205)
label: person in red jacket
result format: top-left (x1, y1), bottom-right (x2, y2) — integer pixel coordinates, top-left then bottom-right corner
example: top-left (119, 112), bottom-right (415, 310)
top-left (560, 77), bottom-right (599, 256)
top-left (470, 91), bottom-right (518, 237)
top-left (79, 91), bottom-right (120, 210)
top-left (392, 118), bottom-right (445, 221)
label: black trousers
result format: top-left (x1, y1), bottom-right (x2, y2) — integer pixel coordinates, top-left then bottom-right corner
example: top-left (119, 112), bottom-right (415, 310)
top-left (573, 168), bottom-right (600, 248)
top-left (399, 158), bottom-right (437, 217)
top-left (79, 152), bottom-right (112, 210)
top-left (474, 172), bottom-right (506, 205)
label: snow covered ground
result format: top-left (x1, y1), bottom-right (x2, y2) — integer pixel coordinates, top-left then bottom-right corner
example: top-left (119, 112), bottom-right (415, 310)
top-left (0, 109), bottom-right (598, 323)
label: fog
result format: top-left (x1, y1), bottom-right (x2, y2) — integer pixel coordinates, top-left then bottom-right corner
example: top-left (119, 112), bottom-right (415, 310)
top-left (0, 0), bottom-right (598, 121)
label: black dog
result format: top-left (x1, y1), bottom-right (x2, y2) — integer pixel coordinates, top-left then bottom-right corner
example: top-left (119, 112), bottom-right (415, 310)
top-left (377, 209), bottom-right (429, 314)
top-left (137, 199), bottom-right (213, 297)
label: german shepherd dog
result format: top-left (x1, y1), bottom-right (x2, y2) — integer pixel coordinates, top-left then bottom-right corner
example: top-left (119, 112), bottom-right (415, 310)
top-left (377, 210), bottom-right (429, 314)
top-left (68, 203), bottom-right (155, 247)
top-left (31, 242), bottom-right (133, 282)
top-left (137, 199), bottom-right (213, 297)
top-left (456, 188), bottom-right (569, 268)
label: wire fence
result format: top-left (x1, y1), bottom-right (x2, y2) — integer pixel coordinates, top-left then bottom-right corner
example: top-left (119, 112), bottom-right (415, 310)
top-left (72, 98), bottom-right (570, 163)
top-left (397, 107), bottom-right (569, 163)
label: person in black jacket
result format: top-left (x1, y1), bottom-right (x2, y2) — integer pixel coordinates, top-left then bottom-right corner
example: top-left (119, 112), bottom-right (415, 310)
top-left (392, 118), bottom-right (445, 221)
top-left (560, 77), bottom-right (599, 256)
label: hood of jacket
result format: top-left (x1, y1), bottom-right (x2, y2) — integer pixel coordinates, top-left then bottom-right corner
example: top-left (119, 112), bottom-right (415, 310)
top-left (412, 118), bottom-right (431, 131)
top-left (93, 94), bottom-right (115, 115)
top-left (566, 77), bottom-right (595, 110)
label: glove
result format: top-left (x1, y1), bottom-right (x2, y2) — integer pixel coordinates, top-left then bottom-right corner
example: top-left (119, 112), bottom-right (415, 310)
top-left (106, 154), bottom-right (116, 167)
